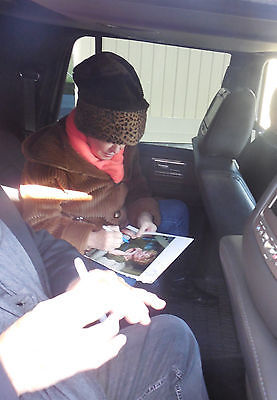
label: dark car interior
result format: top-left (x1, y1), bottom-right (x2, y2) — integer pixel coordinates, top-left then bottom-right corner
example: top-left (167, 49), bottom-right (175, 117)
top-left (0, 1), bottom-right (277, 399)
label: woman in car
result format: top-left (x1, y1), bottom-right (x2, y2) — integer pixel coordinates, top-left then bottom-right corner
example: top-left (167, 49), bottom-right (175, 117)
top-left (20, 52), bottom-right (189, 256)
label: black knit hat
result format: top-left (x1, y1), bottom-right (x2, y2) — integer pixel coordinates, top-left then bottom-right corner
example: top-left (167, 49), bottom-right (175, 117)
top-left (73, 52), bottom-right (149, 145)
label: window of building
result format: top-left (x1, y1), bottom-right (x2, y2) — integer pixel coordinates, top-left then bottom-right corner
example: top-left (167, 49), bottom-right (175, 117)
top-left (60, 36), bottom-right (231, 144)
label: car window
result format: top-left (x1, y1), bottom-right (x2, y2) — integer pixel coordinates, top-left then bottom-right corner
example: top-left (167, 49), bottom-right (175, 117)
top-left (60, 36), bottom-right (231, 144)
top-left (258, 58), bottom-right (277, 130)
top-left (59, 37), bottom-right (96, 119)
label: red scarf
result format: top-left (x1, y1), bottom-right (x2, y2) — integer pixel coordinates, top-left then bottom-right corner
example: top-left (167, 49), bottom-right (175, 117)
top-left (66, 109), bottom-right (124, 184)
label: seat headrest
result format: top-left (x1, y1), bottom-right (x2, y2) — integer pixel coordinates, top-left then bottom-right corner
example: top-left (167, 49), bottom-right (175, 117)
top-left (197, 88), bottom-right (256, 158)
top-left (243, 176), bottom-right (277, 337)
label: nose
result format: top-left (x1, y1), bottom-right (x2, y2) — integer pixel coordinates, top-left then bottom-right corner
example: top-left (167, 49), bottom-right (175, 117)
top-left (110, 144), bottom-right (123, 153)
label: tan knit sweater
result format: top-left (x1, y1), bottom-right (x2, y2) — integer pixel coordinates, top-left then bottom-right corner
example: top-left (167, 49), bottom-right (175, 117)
top-left (21, 119), bottom-right (160, 253)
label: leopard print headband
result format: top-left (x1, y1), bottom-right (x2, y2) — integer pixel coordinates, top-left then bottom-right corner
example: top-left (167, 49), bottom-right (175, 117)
top-left (74, 99), bottom-right (147, 145)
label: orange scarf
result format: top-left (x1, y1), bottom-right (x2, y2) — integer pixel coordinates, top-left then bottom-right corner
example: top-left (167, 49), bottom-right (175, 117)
top-left (66, 109), bottom-right (124, 183)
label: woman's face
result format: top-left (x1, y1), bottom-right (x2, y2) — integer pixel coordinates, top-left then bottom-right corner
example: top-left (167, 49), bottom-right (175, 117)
top-left (87, 137), bottom-right (125, 160)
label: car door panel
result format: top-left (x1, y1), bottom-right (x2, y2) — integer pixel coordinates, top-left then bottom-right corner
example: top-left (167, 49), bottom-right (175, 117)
top-left (138, 143), bottom-right (201, 206)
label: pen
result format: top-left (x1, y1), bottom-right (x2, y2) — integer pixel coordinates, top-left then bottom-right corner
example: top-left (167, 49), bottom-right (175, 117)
top-left (74, 256), bottom-right (89, 279)
top-left (122, 235), bottom-right (130, 244)
top-left (73, 257), bottom-right (107, 323)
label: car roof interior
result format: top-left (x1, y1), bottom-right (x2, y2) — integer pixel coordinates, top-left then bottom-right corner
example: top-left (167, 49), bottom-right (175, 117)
top-left (3, 0), bottom-right (277, 52)
top-left (0, 0), bottom-right (276, 135)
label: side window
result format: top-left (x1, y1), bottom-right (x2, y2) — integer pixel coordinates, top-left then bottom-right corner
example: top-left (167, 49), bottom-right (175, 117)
top-left (59, 57), bottom-right (74, 119)
top-left (60, 37), bottom-right (230, 144)
top-left (59, 36), bottom-right (96, 119)
top-left (258, 59), bottom-right (277, 130)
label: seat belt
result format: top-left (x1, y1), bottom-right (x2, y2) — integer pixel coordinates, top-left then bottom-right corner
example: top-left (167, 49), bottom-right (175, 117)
top-left (19, 70), bottom-right (40, 136)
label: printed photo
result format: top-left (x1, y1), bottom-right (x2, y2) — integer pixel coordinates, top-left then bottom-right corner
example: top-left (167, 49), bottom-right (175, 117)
top-left (86, 234), bottom-right (174, 277)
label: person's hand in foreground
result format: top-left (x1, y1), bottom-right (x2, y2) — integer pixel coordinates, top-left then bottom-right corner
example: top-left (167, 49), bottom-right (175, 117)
top-left (136, 211), bottom-right (157, 237)
top-left (0, 269), bottom-right (166, 396)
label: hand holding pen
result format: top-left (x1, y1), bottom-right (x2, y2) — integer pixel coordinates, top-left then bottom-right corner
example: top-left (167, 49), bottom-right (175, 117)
top-left (103, 225), bottom-right (130, 244)
top-left (73, 258), bottom-right (166, 326)
top-left (0, 263), bottom-right (128, 395)
top-left (87, 225), bottom-right (123, 251)
top-left (0, 265), bottom-right (166, 395)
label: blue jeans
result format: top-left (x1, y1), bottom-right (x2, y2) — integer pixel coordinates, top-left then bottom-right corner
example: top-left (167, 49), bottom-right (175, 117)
top-left (123, 199), bottom-right (189, 286)
top-left (158, 199), bottom-right (189, 237)
top-left (90, 314), bottom-right (209, 399)
top-left (107, 199), bottom-right (189, 286)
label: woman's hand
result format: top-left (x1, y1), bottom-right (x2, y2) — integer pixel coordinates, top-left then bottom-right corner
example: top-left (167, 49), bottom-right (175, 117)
top-left (0, 269), bottom-right (166, 395)
top-left (87, 226), bottom-right (123, 251)
top-left (136, 212), bottom-right (157, 237)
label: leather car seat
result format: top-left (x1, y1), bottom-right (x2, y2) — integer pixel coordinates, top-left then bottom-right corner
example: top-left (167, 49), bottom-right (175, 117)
top-left (220, 176), bottom-right (277, 400)
top-left (0, 129), bottom-right (24, 188)
top-left (193, 87), bottom-right (256, 238)
top-left (239, 88), bottom-right (277, 201)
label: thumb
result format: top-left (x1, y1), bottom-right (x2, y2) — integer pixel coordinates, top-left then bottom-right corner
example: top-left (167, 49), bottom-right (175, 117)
top-left (136, 226), bottom-right (145, 237)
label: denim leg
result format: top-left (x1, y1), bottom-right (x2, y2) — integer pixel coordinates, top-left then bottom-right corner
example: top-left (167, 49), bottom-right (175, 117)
top-left (92, 314), bottom-right (209, 400)
top-left (158, 199), bottom-right (189, 236)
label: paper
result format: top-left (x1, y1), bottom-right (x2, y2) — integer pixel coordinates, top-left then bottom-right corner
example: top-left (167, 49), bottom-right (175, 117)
top-left (85, 225), bottom-right (193, 284)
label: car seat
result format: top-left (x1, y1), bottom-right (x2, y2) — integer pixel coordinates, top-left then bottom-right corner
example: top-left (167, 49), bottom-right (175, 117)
top-left (220, 176), bottom-right (277, 400)
top-left (0, 129), bottom-right (25, 188)
top-left (239, 88), bottom-right (277, 201)
top-left (192, 87), bottom-right (256, 238)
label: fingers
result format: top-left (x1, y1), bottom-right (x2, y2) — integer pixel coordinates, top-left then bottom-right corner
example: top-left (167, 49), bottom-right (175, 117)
top-left (137, 212), bottom-right (157, 236)
top-left (110, 292), bottom-right (152, 325)
top-left (85, 313), bottom-right (120, 339)
top-left (136, 224), bottom-right (150, 237)
top-left (134, 288), bottom-right (166, 310)
top-left (65, 269), bottom-right (166, 328)
top-left (121, 227), bottom-right (137, 239)
top-left (136, 227), bottom-right (144, 237)
top-left (74, 271), bottom-right (151, 326)
top-left (103, 230), bottom-right (123, 251)
top-left (149, 223), bottom-right (157, 232)
top-left (89, 269), bottom-right (166, 317)
top-left (87, 228), bottom-right (123, 251)
top-left (136, 222), bottom-right (157, 237)
top-left (122, 305), bottom-right (151, 325)
top-left (105, 285), bottom-right (164, 326)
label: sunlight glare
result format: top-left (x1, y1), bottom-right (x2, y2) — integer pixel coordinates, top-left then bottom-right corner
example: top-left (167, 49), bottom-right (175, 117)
top-left (19, 185), bottom-right (92, 201)
top-left (260, 59), bottom-right (277, 129)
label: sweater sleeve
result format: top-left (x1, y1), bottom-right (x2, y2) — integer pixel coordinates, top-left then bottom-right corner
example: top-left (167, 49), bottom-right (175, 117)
top-left (125, 147), bottom-right (161, 227)
top-left (21, 162), bottom-right (97, 253)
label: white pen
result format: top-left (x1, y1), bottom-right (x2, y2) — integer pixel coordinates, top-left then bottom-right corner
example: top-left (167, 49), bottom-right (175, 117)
top-left (102, 225), bottom-right (120, 232)
top-left (73, 257), bottom-right (107, 323)
top-left (74, 256), bottom-right (89, 279)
